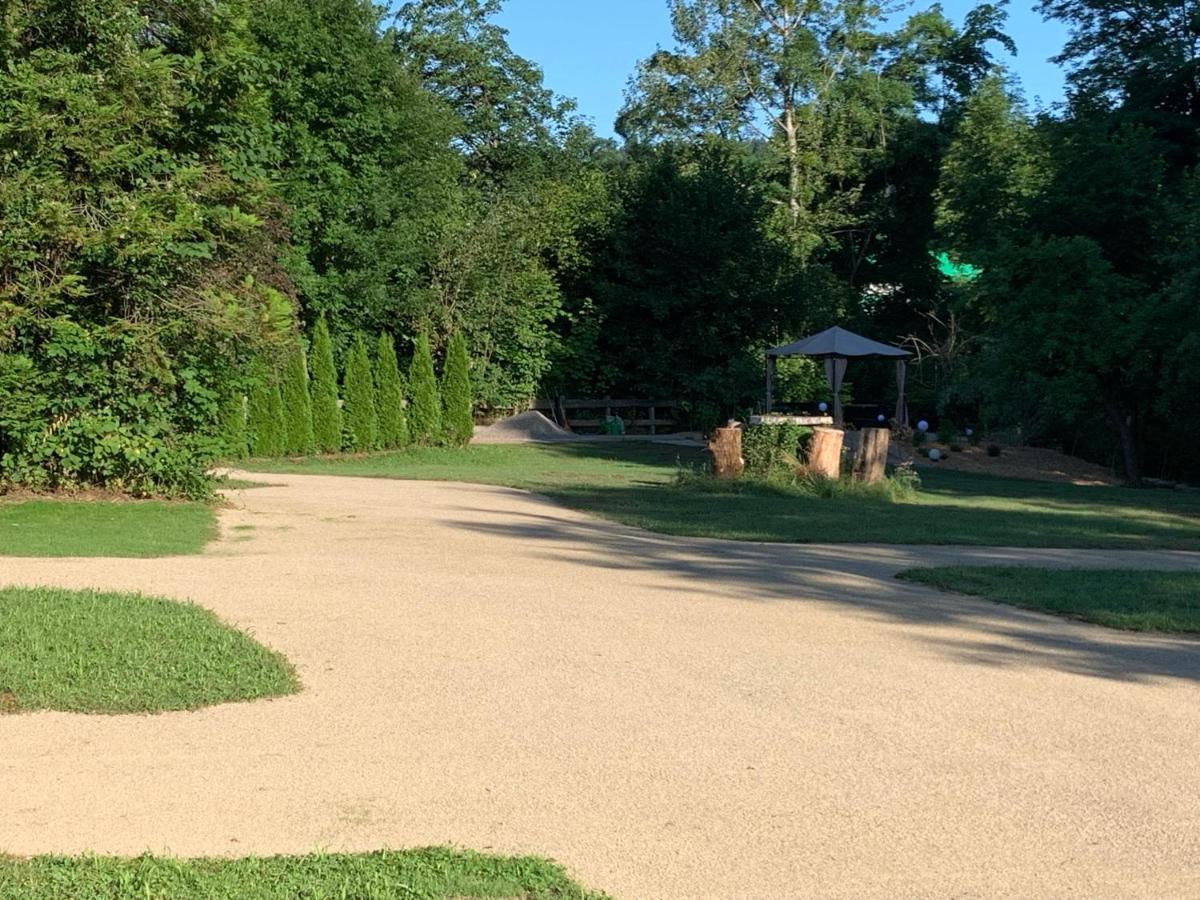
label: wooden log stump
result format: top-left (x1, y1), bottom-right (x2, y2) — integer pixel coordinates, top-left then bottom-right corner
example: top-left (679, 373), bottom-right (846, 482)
top-left (807, 427), bottom-right (844, 480)
top-left (853, 427), bottom-right (890, 484)
top-left (708, 424), bottom-right (744, 480)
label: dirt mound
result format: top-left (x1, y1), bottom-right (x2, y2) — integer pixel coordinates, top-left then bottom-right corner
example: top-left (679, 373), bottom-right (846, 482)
top-left (915, 443), bottom-right (1120, 486)
top-left (472, 410), bottom-right (575, 444)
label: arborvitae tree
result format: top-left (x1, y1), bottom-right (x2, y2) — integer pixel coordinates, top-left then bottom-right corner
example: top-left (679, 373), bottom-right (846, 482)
top-left (310, 316), bottom-right (342, 453)
top-left (441, 332), bottom-right (473, 446)
top-left (220, 390), bottom-right (248, 460)
top-left (408, 331), bottom-right (442, 444)
top-left (281, 338), bottom-right (315, 455)
top-left (342, 334), bottom-right (379, 451)
top-left (375, 332), bottom-right (410, 449)
top-left (247, 363), bottom-right (286, 458)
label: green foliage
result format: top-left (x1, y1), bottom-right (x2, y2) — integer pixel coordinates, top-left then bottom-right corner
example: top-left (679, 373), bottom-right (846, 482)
top-left (374, 333), bottom-right (410, 450)
top-left (0, 587), bottom-right (298, 714)
top-left (742, 425), bottom-right (814, 478)
top-left (441, 332), bottom-right (474, 446)
top-left (309, 317), bottom-right (342, 453)
top-left (408, 332), bottom-right (443, 444)
top-left (341, 335), bottom-right (379, 452)
top-left (220, 393), bottom-right (249, 460)
top-left (247, 362), bottom-right (286, 458)
top-left (281, 339), bottom-right (315, 455)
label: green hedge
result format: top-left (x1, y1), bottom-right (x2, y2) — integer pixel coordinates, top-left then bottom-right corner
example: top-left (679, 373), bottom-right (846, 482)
top-left (742, 424), bottom-right (813, 477)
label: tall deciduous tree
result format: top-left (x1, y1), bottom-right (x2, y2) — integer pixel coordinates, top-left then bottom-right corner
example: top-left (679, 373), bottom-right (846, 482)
top-left (441, 332), bottom-right (473, 446)
top-left (310, 317), bottom-right (343, 452)
top-left (342, 335), bottom-right (379, 452)
top-left (408, 332), bottom-right (442, 444)
top-left (375, 333), bottom-right (410, 449)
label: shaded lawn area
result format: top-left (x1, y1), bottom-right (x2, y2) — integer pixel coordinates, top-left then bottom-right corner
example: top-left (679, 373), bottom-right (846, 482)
top-left (0, 848), bottom-right (604, 899)
top-left (898, 568), bottom-right (1200, 633)
top-left (0, 499), bottom-right (216, 557)
top-left (0, 587), bottom-right (297, 714)
top-left (246, 443), bottom-right (1200, 550)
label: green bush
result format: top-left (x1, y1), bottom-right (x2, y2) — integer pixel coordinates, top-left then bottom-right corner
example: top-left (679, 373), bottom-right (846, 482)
top-left (220, 392), bottom-right (248, 461)
top-left (441, 332), bottom-right (473, 447)
top-left (742, 424), bottom-right (813, 477)
top-left (375, 333), bottom-right (410, 450)
top-left (342, 335), bottom-right (379, 452)
top-left (247, 362), bottom-right (286, 458)
top-left (310, 317), bottom-right (342, 453)
top-left (281, 338), bottom-right (315, 455)
top-left (408, 332), bottom-right (442, 445)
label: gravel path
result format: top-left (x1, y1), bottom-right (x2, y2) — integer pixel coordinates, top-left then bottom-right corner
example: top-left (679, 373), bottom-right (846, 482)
top-left (3, 473), bottom-right (1199, 899)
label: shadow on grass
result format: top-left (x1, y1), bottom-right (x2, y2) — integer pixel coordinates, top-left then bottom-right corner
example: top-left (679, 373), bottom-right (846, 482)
top-left (444, 491), bottom-right (1200, 685)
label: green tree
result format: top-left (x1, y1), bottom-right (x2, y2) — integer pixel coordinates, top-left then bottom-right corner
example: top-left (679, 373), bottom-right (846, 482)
top-left (408, 332), bottom-right (442, 444)
top-left (248, 364), bottom-right (286, 458)
top-left (441, 332), bottom-right (473, 446)
top-left (375, 332), bottom-right (411, 449)
top-left (342, 335), bottom-right (379, 452)
top-left (220, 392), bottom-right (249, 460)
top-left (310, 317), bottom-right (343, 453)
top-left (281, 339), bottom-right (315, 455)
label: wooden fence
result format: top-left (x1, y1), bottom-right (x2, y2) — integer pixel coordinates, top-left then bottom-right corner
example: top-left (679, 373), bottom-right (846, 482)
top-left (532, 398), bottom-right (682, 435)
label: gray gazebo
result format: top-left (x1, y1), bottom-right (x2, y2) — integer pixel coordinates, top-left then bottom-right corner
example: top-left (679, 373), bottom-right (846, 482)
top-left (765, 326), bottom-right (912, 426)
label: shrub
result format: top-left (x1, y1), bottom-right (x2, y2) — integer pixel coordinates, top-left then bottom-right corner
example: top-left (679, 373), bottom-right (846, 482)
top-left (912, 430), bottom-right (927, 447)
top-left (743, 424), bottom-right (813, 477)
top-left (937, 424), bottom-right (958, 446)
top-left (408, 332), bottom-right (442, 444)
top-left (375, 333), bottom-right (409, 450)
top-left (220, 392), bottom-right (248, 461)
top-left (281, 338), bottom-right (314, 455)
top-left (342, 335), bottom-right (378, 452)
top-left (247, 362), bottom-right (286, 458)
top-left (310, 317), bottom-right (342, 453)
top-left (987, 443), bottom-right (1003, 457)
top-left (441, 332), bottom-right (473, 447)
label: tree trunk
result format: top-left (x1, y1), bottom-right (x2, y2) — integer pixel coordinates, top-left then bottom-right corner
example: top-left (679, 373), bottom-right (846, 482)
top-left (853, 428), bottom-right (890, 484)
top-left (708, 426), bottom-right (745, 480)
top-left (1104, 399), bottom-right (1141, 485)
top-left (807, 427), bottom-right (844, 480)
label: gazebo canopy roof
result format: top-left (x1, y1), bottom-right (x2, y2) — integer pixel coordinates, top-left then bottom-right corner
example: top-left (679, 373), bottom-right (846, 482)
top-left (766, 325), bottom-right (911, 360)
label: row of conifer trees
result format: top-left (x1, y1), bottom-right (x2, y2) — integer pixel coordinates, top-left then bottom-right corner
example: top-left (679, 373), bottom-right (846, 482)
top-left (223, 319), bottom-right (473, 459)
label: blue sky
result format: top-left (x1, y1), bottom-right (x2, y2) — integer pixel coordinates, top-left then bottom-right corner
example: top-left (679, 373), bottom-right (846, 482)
top-left (494, 1), bottom-right (1072, 137)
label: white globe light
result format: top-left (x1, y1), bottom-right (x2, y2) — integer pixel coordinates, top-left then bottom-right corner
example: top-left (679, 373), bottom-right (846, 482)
top-left (928, 448), bottom-right (942, 461)
top-left (818, 402), bottom-right (829, 413)
top-left (917, 420), bottom-right (930, 432)
top-left (876, 414), bottom-right (886, 423)
top-left (965, 427), bottom-right (974, 437)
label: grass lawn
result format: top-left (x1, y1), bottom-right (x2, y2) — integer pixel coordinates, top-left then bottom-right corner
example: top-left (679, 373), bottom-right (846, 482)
top-left (0, 499), bottom-right (216, 558)
top-left (246, 443), bottom-right (1200, 549)
top-left (0, 848), bottom-right (603, 899)
top-left (898, 567), bottom-right (1200, 633)
top-left (0, 587), bottom-right (298, 714)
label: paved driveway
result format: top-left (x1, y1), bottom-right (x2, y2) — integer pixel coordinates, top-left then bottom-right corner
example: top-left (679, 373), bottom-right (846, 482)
top-left (2, 474), bottom-right (1199, 898)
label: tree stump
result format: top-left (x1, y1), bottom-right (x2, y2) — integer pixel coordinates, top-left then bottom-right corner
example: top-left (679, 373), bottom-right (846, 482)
top-left (853, 427), bottom-right (890, 484)
top-left (807, 427), bottom-right (844, 480)
top-left (708, 425), bottom-right (744, 480)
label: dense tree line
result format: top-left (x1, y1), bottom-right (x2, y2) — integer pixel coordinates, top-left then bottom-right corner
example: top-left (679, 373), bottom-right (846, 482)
top-left (1, 0), bottom-right (1196, 494)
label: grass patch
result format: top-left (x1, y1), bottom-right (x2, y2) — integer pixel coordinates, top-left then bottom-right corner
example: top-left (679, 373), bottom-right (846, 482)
top-left (898, 567), bottom-right (1200, 632)
top-left (0, 587), bottom-right (298, 714)
top-left (0, 848), bottom-right (604, 899)
top-left (246, 443), bottom-right (1200, 550)
top-left (0, 500), bottom-right (216, 558)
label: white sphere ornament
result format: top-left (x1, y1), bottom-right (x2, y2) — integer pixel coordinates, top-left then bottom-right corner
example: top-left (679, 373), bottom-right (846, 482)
top-left (928, 448), bottom-right (943, 461)
top-left (818, 402), bottom-right (829, 413)
top-left (917, 420), bottom-right (930, 432)
top-left (965, 428), bottom-right (974, 437)
top-left (876, 414), bottom-right (886, 423)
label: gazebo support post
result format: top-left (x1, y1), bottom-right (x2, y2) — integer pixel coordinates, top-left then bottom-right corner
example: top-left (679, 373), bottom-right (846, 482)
top-left (765, 356), bottom-right (776, 412)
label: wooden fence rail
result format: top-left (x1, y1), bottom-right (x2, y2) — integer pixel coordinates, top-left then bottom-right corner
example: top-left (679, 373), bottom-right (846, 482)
top-left (531, 398), bottom-right (682, 435)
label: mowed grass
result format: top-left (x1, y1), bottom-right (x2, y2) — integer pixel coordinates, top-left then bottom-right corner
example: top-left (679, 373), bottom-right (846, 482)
top-left (899, 567), bottom-right (1200, 633)
top-left (247, 443), bottom-right (1200, 549)
top-left (0, 587), bottom-right (298, 714)
top-left (0, 499), bottom-right (216, 557)
top-left (0, 848), bottom-right (604, 899)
